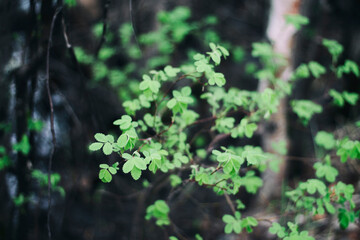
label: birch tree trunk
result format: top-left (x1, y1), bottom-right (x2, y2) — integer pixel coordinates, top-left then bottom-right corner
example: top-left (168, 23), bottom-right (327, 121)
top-left (257, 0), bottom-right (301, 206)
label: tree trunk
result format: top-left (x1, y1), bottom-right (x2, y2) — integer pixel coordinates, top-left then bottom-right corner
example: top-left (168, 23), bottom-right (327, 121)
top-left (257, 0), bottom-right (301, 207)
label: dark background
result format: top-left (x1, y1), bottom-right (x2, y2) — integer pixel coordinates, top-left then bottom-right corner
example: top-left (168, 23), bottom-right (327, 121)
top-left (0, 0), bottom-right (359, 239)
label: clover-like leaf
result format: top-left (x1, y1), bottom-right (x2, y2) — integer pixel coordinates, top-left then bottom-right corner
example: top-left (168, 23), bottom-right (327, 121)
top-left (89, 142), bottom-right (103, 151)
top-left (95, 133), bottom-right (107, 142)
top-left (102, 142), bottom-right (113, 155)
top-left (122, 160), bottom-right (134, 173)
top-left (269, 222), bottom-right (287, 238)
top-left (314, 162), bottom-right (338, 182)
top-left (285, 14), bottom-right (309, 30)
top-left (308, 61), bottom-right (326, 78)
top-left (131, 167), bottom-right (142, 180)
top-left (113, 115), bottom-right (133, 130)
top-left (315, 131), bottom-right (335, 150)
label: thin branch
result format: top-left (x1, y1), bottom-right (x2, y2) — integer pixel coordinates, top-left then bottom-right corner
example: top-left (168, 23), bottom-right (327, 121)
top-left (210, 165), bottom-right (222, 175)
top-left (95, 0), bottom-right (111, 57)
top-left (160, 72), bottom-right (197, 102)
top-left (46, 6), bottom-right (62, 240)
top-left (137, 120), bottom-right (174, 151)
top-left (129, 0), bottom-right (141, 53)
top-left (61, 17), bottom-right (71, 48)
top-left (188, 115), bottom-right (217, 126)
top-left (206, 133), bottom-right (230, 154)
top-left (224, 193), bottom-right (236, 215)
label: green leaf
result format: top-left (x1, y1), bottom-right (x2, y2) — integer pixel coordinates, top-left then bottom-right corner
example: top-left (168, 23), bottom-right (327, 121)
top-left (155, 200), bottom-right (170, 214)
top-left (64, 0), bottom-right (77, 7)
top-left (95, 133), bottom-right (107, 142)
top-left (252, 42), bottom-right (273, 58)
top-left (122, 160), bottom-right (134, 173)
top-left (208, 72), bottom-right (226, 87)
top-left (337, 60), bottom-right (360, 77)
top-left (89, 142), bottom-right (103, 151)
top-left (98, 47), bottom-right (116, 60)
top-left (269, 222), bottom-right (286, 238)
top-left (108, 167), bottom-right (117, 174)
top-left (102, 142), bottom-right (113, 155)
top-left (329, 89), bottom-right (344, 106)
top-left (170, 175), bottom-right (182, 187)
top-left (195, 234), bottom-right (203, 240)
top-left (139, 74), bottom-right (161, 95)
top-left (342, 91), bottom-right (358, 105)
top-left (93, 62), bottom-right (108, 81)
top-left (300, 179), bottom-right (327, 195)
top-left (224, 223), bottom-right (233, 234)
top-left (314, 162), bottom-right (338, 182)
top-left (13, 135), bottom-right (30, 155)
top-left (324, 200), bottom-right (335, 214)
top-left (285, 14), bottom-right (309, 30)
top-left (222, 214), bottom-right (235, 224)
top-left (28, 119), bottom-right (43, 131)
top-left (131, 167), bottom-right (142, 180)
top-left (218, 45), bottom-right (230, 57)
top-left (322, 38), bottom-right (343, 63)
top-left (241, 217), bottom-right (258, 233)
top-left (14, 194), bottom-right (26, 206)
top-left (271, 140), bottom-right (287, 155)
top-left (241, 171), bottom-right (263, 194)
top-left (308, 61), bottom-right (326, 78)
top-left (315, 131), bottom-right (335, 150)
top-left (233, 221), bottom-right (242, 234)
top-left (293, 63), bottom-right (310, 79)
top-left (99, 169), bottom-right (112, 183)
top-left (117, 134), bottom-right (129, 148)
top-left (103, 170), bottom-right (112, 182)
top-left (113, 115), bottom-right (133, 130)
top-left (291, 100), bottom-right (322, 125)
top-left (164, 65), bottom-right (180, 77)
top-left (134, 157), bottom-right (147, 170)
top-left (106, 135), bottom-right (114, 143)
top-left (74, 47), bottom-right (93, 64)
top-left (245, 123), bottom-right (257, 138)
top-left (338, 209), bottom-right (351, 229)
top-left (210, 51), bottom-right (221, 65)
top-left (232, 46), bottom-right (245, 62)
top-left (99, 164), bottom-right (109, 169)
top-left (167, 99), bottom-right (177, 109)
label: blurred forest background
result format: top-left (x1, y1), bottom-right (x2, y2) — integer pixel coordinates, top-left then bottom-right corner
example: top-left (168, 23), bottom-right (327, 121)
top-left (0, 0), bottom-right (359, 239)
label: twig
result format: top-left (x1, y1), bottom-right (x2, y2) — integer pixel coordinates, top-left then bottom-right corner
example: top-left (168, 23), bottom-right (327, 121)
top-left (206, 133), bottom-right (230, 154)
top-left (170, 221), bottom-right (188, 240)
top-left (60, 14), bottom-right (100, 129)
top-left (224, 193), bottom-right (236, 215)
top-left (188, 115), bottom-right (218, 127)
top-left (95, 0), bottom-right (111, 57)
top-left (46, 6), bottom-right (62, 240)
top-left (187, 179), bottom-right (228, 191)
top-left (210, 166), bottom-right (222, 175)
top-left (137, 120), bottom-right (174, 151)
top-left (129, 0), bottom-right (141, 53)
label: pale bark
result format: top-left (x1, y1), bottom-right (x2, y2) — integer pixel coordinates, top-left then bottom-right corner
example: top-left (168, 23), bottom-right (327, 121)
top-left (257, 0), bottom-right (301, 206)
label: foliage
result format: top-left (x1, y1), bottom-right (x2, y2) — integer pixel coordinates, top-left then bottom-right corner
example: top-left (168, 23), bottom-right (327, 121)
top-left (285, 14), bottom-right (309, 30)
top-left (291, 100), bottom-right (322, 125)
top-left (99, 163), bottom-right (119, 183)
top-left (12, 135), bottom-right (31, 155)
top-left (64, 0), bottom-right (77, 7)
top-left (0, 146), bottom-right (10, 170)
top-left (32, 170), bottom-right (66, 197)
top-left (145, 200), bottom-right (171, 226)
top-left (222, 211), bottom-right (258, 234)
top-left (84, 7), bottom-right (359, 239)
